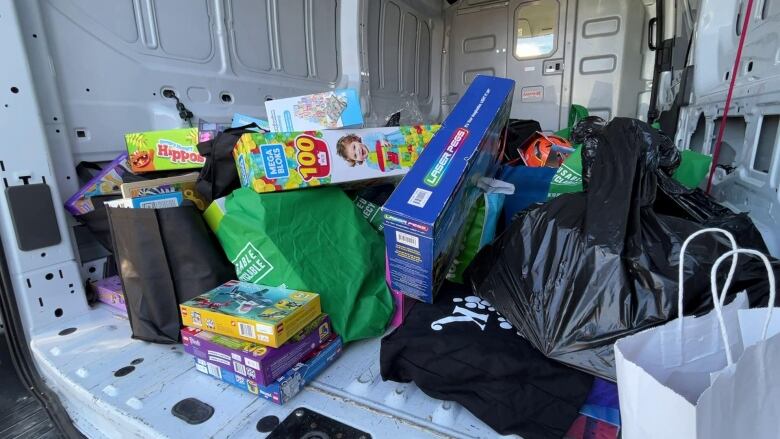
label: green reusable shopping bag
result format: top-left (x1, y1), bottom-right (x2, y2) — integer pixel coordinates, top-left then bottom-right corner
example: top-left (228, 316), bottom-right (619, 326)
top-left (204, 187), bottom-right (393, 343)
top-left (672, 150), bottom-right (712, 189)
top-left (548, 105), bottom-right (589, 198)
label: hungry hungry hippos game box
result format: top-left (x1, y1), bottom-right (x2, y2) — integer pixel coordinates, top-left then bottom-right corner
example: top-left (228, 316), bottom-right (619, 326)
top-left (125, 127), bottom-right (203, 173)
top-left (194, 335), bottom-right (342, 405)
top-left (382, 75), bottom-right (515, 303)
top-left (179, 280), bottom-right (321, 348)
top-left (233, 125), bottom-right (439, 193)
top-left (182, 313), bottom-right (332, 387)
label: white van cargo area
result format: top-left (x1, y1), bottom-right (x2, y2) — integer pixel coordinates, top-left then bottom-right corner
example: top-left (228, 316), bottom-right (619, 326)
top-left (2, 0), bottom-right (780, 438)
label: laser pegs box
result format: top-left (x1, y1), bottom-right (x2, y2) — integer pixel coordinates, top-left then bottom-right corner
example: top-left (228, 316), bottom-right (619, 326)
top-left (382, 76), bottom-right (515, 303)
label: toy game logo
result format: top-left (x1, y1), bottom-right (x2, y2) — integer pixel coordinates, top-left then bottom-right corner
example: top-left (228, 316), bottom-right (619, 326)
top-left (294, 134), bottom-right (330, 181)
top-left (424, 128), bottom-right (469, 187)
top-left (259, 144), bottom-right (290, 179)
top-left (157, 140), bottom-right (205, 164)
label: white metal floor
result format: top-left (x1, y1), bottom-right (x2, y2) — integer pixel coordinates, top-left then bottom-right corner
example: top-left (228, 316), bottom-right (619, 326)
top-left (30, 305), bottom-right (511, 439)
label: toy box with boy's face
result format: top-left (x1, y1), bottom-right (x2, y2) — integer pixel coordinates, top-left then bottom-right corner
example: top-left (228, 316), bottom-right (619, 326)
top-left (179, 280), bottom-right (321, 348)
top-left (182, 313), bottom-right (332, 387)
top-left (233, 125), bottom-right (440, 193)
top-left (124, 127), bottom-right (203, 173)
top-left (194, 336), bottom-right (342, 405)
top-left (382, 75), bottom-right (515, 304)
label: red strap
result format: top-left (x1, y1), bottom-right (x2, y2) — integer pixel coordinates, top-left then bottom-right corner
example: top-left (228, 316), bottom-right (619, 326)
top-left (706, 0), bottom-right (755, 193)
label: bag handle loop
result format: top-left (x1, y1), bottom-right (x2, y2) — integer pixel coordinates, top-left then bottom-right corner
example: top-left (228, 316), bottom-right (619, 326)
top-left (710, 248), bottom-right (776, 366)
top-left (677, 228), bottom-right (739, 360)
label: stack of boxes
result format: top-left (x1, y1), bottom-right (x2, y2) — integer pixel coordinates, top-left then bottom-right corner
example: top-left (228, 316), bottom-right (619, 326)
top-left (179, 280), bottom-right (342, 404)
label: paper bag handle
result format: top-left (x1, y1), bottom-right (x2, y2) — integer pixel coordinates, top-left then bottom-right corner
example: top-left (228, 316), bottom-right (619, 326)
top-left (678, 228), bottom-right (739, 357)
top-left (710, 248), bottom-right (776, 366)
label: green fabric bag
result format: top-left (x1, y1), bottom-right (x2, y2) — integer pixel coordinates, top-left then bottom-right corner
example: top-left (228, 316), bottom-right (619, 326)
top-left (204, 187), bottom-right (393, 343)
top-left (548, 105), bottom-right (589, 198)
top-left (672, 150), bottom-right (713, 189)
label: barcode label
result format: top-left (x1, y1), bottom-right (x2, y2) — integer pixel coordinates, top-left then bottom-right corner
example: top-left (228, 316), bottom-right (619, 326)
top-left (195, 360), bottom-right (208, 374)
top-left (206, 362), bottom-right (222, 379)
top-left (396, 231), bottom-right (419, 249)
top-left (233, 361), bottom-right (247, 376)
top-left (138, 198), bottom-right (179, 208)
top-left (238, 322), bottom-right (256, 339)
top-left (245, 358), bottom-right (260, 370)
top-left (408, 188), bottom-right (432, 208)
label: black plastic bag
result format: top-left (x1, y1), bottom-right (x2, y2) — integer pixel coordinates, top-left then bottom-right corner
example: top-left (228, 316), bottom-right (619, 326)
top-left (195, 123), bottom-right (262, 204)
top-left (107, 206), bottom-right (235, 343)
top-left (503, 119), bottom-right (543, 163)
top-left (466, 118), bottom-right (774, 380)
top-left (381, 282), bottom-right (593, 439)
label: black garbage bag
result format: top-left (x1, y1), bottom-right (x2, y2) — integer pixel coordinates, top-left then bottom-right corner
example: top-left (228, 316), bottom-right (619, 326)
top-left (466, 118), bottom-right (774, 380)
top-left (381, 282), bottom-right (593, 439)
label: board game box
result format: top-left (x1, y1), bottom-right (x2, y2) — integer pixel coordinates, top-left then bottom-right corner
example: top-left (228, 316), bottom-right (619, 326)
top-left (198, 120), bottom-right (232, 142)
top-left (194, 336), bottom-right (343, 405)
top-left (179, 280), bottom-right (321, 348)
top-left (64, 153), bottom-right (130, 215)
top-left (120, 173), bottom-right (207, 210)
top-left (265, 89), bottom-right (362, 132)
top-left (90, 275), bottom-right (126, 313)
top-left (124, 127), bottom-right (203, 173)
top-left (382, 75), bottom-right (515, 303)
top-left (182, 313), bottom-right (332, 386)
top-left (233, 125), bottom-right (439, 193)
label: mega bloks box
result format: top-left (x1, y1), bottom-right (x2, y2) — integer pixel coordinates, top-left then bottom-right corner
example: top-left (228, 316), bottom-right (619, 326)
top-left (233, 125), bottom-right (439, 193)
top-left (265, 89), bottom-right (362, 132)
top-left (179, 280), bottom-right (321, 348)
top-left (194, 336), bottom-right (342, 405)
top-left (124, 127), bottom-right (203, 173)
top-left (382, 75), bottom-right (515, 303)
top-left (90, 275), bottom-right (126, 313)
top-left (182, 313), bottom-right (332, 386)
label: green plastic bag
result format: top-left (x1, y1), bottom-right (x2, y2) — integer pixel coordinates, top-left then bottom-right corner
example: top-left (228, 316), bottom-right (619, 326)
top-left (548, 105), bottom-right (588, 198)
top-left (204, 187), bottom-right (393, 343)
top-left (672, 150), bottom-right (712, 189)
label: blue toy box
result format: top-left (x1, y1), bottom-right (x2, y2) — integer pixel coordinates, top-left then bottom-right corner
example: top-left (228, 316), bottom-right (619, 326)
top-left (382, 75), bottom-right (515, 303)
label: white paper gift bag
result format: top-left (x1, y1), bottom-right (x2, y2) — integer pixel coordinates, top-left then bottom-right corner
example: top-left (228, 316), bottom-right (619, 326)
top-left (615, 228), bottom-right (780, 439)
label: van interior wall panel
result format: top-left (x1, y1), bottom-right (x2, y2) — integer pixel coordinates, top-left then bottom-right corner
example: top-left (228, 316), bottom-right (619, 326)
top-left (676, 0), bottom-right (780, 258)
top-left (569, 0), bottom-right (649, 122)
top-left (365, 0), bottom-right (442, 124)
top-left (30, 0), bottom-right (343, 164)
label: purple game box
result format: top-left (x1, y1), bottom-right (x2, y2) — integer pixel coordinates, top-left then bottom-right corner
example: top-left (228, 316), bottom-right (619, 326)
top-left (90, 275), bottom-right (126, 314)
top-left (182, 313), bottom-right (332, 387)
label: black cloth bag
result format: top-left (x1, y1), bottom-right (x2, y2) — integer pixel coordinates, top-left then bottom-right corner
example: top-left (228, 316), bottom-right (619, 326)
top-left (466, 118), bottom-right (775, 380)
top-left (107, 205), bottom-right (235, 343)
top-left (195, 123), bottom-right (262, 204)
top-left (381, 283), bottom-right (593, 439)
top-left (503, 119), bottom-right (542, 163)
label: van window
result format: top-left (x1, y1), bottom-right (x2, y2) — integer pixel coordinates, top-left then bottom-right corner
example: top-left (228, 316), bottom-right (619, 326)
top-left (513, 0), bottom-right (558, 59)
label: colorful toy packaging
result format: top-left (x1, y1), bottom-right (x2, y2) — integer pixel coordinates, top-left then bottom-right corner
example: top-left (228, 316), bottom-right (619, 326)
top-left (231, 113), bottom-right (270, 132)
top-left (64, 153), bottom-right (131, 215)
top-left (198, 120), bottom-right (232, 142)
top-left (194, 336), bottom-right (343, 404)
top-left (265, 89), bottom-right (362, 132)
top-left (233, 125), bottom-right (440, 193)
top-left (382, 75), bottom-right (515, 303)
top-left (124, 127), bottom-right (203, 173)
top-left (90, 275), bottom-right (126, 313)
top-left (182, 313), bottom-right (332, 386)
top-left (179, 280), bottom-right (321, 348)
top-left (120, 173), bottom-right (207, 210)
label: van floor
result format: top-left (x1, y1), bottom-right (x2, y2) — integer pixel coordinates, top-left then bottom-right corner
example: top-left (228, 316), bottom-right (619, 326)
top-left (30, 305), bottom-right (501, 439)
top-left (0, 333), bottom-right (59, 439)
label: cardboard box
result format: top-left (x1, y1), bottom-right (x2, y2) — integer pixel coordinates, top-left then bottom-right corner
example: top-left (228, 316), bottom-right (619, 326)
top-left (120, 173), bottom-right (207, 210)
top-left (124, 127), bottom-right (203, 173)
top-left (179, 280), bottom-right (321, 348)
top-left (231, 113), bottom-right (270, 132)
top-left (198, 120), bottom-right (232, 142)
top-left (382, 75), bottom-right (515, 303)
top-left (182, 313), bottom-right (333, 386)
top-left (194, 336), bottom-right (342, 405)
top-left (233, 125), bottom-right (439, 193)
top-left (64, 153), bottom-right (130, 215)
top-left (90, 275), bottom-right (126, 313)
top-left (265, 89), bottom-right (362, 132)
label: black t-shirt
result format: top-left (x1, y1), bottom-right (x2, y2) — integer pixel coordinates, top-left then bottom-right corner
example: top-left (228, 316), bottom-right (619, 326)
top-left (381, 283), bottom-right (593, 439)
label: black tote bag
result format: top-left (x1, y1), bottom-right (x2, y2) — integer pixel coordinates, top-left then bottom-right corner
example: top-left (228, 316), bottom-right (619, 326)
top-left (196, 123), bottom-right (262, 204)
top-left (107, 205), bottom-right (235, 343)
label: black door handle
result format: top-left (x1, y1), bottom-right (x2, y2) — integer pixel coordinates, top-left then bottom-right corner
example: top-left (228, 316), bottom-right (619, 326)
top-left (648, 17), bottom-right (658, 50)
